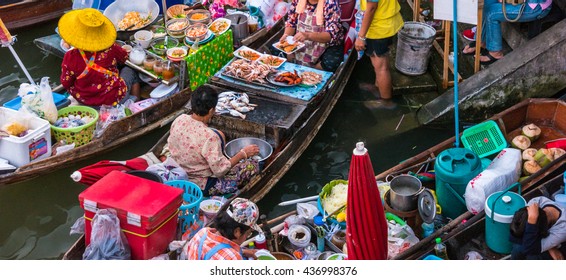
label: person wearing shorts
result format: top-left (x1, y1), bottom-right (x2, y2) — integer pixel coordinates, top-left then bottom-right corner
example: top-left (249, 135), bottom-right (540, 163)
top-left (354, 0), bottom-right (403, 101)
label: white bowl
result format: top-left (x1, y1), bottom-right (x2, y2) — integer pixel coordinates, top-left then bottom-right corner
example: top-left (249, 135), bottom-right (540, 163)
top-left (134, 30), bottom-right (153, 49)
top-left (199, 199), bottom-right (223, 219)
top-left (166, 47), bottom-right (188, 62)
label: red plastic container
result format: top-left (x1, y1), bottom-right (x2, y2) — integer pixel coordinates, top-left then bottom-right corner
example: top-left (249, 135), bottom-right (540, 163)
top-left (545, 138), bottom-right (566, 150)
top-left (79, 171), bottom-right (183, 260)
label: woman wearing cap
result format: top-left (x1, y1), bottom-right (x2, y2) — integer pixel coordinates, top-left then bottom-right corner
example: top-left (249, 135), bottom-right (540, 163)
top-left (279, 0), bottom-right (345, 72)
top-left (167, 85), bottom-right (260, 196)
top-left (185, 198), bottom-right (262, 260)
top-left (58, 8), bottom-right (141, 107)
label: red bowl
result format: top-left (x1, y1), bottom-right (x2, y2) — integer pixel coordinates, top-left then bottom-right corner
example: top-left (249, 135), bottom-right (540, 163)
top-left (545, 138), bottom-right (566, 149)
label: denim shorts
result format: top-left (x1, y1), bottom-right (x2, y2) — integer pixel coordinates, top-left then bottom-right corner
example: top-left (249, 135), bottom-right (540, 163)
top-left (365, 36), bottom-right (394, 57)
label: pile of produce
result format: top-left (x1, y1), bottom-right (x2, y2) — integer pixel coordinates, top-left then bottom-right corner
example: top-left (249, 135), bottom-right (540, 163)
top-left (511, 123), bottom-right (566, 175)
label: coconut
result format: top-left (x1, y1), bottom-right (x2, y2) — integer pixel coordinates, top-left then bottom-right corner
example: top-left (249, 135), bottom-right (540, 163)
top-left (511, 135), bottom-right (531, 150)
top-left (521, 123), bottom-right (542, 142)
top-left (550, 148), bottom-right (566, 160)
top-left (522, 148), bottom-right (538, 161)
top-left (534, 148), bottom-right (553, 167)
top-left (523, 160), bottom-right (542, 176)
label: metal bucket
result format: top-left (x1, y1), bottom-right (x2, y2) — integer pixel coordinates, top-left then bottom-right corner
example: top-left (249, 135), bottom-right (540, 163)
top-left (395, 21), bottom-right (436, 76)
top-left (226, 14), bottom-right (249, 42)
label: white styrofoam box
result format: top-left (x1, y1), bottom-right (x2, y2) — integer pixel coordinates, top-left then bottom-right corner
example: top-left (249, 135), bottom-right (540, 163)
top-left (0, 107), bottom-right (52, 167)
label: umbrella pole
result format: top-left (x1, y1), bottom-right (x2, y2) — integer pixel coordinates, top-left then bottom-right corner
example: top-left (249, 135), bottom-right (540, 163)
top-left (162, 0), bottom-right (169, 25)
top-left (453, 0), bottom-right (460, 148)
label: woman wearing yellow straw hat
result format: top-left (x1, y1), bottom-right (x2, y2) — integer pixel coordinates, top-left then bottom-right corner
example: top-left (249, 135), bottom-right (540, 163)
top-left (58, 8), bottom-right (140, 107)
top-left (279, 0), bottom-right (345, 72)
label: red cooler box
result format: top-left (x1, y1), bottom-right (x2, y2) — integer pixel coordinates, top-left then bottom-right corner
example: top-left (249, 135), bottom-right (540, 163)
top-left (79, 171), bottom-right (183, 260)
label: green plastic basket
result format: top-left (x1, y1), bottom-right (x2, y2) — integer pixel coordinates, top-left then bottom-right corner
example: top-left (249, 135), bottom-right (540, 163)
top-left (461, 120), bottom-right (507, 158)
top-left (51, 106), bottom-right (99, 147)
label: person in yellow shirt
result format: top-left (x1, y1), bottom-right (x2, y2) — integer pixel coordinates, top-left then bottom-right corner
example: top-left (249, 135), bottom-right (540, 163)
top-left (354, 0), bottom-right (403, 105)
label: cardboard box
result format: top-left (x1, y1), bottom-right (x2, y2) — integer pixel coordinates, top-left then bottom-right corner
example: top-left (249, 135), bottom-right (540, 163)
top-left (79, 171), bottom-right (183, 260)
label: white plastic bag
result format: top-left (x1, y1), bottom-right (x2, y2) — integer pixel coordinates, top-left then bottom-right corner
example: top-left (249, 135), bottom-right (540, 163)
top-left (19, 77), bottom-right (58, 124)
top-left (146, 156), bottom-right (189, 182)
top-left (83, 208), bottom-right (131, 260)
top-left (297, 202), bottom-right (319, 220)
top-left (95, 102), bottom-right (131, 137)
top-left (387, 220), bottom-right (419, 259)
top-left (464, 148), bottom-right (522, 214)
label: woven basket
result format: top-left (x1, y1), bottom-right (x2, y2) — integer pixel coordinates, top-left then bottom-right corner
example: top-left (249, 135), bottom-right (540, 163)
top-left (51, 106), bottom-right (99, 147)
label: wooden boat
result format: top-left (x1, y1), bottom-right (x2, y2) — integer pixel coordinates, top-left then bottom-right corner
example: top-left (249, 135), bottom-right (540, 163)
top-left (1, 19), bottom-right (282, 187)
top-left (403, 169), bottom-right (566, 260)
top-left (0, 0), bottom-right (72, 30)
top-left (62, 26), bottom-right (358, 260)
top-left (373, 98), bottom-right (566, 260)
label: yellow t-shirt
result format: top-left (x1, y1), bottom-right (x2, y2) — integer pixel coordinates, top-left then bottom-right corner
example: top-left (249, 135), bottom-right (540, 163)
top-left (363, 0), bottom-right (404, 39)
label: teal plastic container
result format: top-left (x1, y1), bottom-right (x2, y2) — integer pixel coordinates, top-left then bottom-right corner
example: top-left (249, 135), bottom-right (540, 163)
top-left (485, 187), bottom-right (525, 254)
top-left (435, 148), bottom-right (482, 219)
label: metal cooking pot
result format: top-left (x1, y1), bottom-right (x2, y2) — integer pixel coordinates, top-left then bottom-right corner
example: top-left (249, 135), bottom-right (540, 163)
top-left (388, 174), bottom-right (423, 212)
top-left (225, 137), bottom-right (273, 162)
top-left (225, 13), bottom-right (249, 41)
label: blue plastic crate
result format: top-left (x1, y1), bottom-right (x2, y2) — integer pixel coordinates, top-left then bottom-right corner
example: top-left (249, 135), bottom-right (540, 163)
top-left (3, 92), bottom-right (70, 111)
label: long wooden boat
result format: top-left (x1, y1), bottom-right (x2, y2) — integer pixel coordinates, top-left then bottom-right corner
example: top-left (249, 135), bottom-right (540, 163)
top-left (373, 98), bottom-right (566, 260)
top-left (62, 26), bottom-right (358, 260)
top-left (0, 0), bottom-right (72, 30)
top-left (1, 20), bottom-right (282, 187)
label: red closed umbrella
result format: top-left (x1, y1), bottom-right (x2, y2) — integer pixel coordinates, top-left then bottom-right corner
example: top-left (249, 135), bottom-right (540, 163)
top-left (346, 142), bottom-right (388, 260)
top-left (70, 156), bottom-right (154, 186)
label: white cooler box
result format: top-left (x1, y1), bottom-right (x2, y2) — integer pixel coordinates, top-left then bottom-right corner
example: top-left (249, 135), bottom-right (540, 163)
top-left (0, 107), bottom-right (52, 167)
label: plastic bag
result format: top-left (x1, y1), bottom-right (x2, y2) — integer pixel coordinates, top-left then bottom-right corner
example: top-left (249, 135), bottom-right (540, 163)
top-left (18, 77), bottom-right (58, 124)
top-left (297, 202), bottom-right (319, 220)
top-left (464, 148), bottom-right (522, 214)
top-left (83, 208), bottom-right (131, 260)
top-left (146, 156), bottom-right (189, 182)
top-left (69, 216), bottom-right (85, 235)
top-left (387, 219), bottom-right (419, 259)
top-left (1, 109), bottom-right (33, 137)
top-left (94, 101), bottom-right (132, 137)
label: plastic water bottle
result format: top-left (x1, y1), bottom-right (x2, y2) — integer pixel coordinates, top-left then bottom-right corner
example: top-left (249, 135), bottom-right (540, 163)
top-left (357, 50), bottom-right (364, 61)
top-left (255, 233), bottom-right (267, 250)
top-left (313, 216), bottom-right (326, 252)
top-left (434, 237), bottom-right (449, 260)
top-left (355, 11), bottom-right (364, 33)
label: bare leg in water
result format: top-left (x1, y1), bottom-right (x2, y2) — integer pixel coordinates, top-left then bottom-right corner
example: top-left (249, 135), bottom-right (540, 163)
top-left (370, 54), bottom-right (392, 100)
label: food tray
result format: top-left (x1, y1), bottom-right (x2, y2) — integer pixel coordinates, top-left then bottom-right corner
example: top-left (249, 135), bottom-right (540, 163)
top-left (233, 46), bottom-right (262, 61)
top-left (208, 18), bottom-right (231, 36)
top-left (221, 71), bottom-right (276, 90)
top-left (257, 54), bottom-right (286, 69)
top-left (266, 72), bottom-right (297, 87)
top-left (272, 41), bottom-right (305, 55)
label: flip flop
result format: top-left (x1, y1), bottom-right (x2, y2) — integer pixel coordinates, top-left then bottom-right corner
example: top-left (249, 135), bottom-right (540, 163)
top-left (479, 52), bottom-right (502, 65)
top-left (462, 41), bottom-right (487, 56)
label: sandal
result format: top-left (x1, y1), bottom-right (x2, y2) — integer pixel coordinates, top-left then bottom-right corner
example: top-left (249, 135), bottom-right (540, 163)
top-left (462, 41), bottom-right (487, 56)
top-left (479, 52), bottom-right (502, 65)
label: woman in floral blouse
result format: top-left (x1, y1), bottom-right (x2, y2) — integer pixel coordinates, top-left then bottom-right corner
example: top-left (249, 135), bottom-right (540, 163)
top-left (280, 0), bottom-right (345, 72)
top-left (58, 8), bottom-right (140, 106)
top-left (167, 85), bottom-right (260, 196)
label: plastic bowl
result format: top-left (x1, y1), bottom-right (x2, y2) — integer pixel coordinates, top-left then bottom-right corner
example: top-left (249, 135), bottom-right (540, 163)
top-left (199, 199), bottom-right (223, 219)
top-left (185, 23), bottom-right (208, 42)
top-left (167, 4), bottom-right (191, 19)
top-left (225, 137), bottom-right (273, 162)
top-left (186, 9), bottom-right (211, 24)
top-left (326, 253), bottom-right (347, 260)
top-left (150, 37), bottom-right (179, 55)
top-left (166, 18), bottom-right (189, 38)
top-left (134, 30), bottom-right (153, 49)
top-left (166, 47), bottom-right (188, 62)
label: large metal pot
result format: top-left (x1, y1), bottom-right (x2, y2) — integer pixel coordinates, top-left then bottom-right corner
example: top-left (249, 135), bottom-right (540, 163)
top-left (225, 13), bottom-right (249, 41)
top-left (103, 0), bottom-right (160, 40)
top-left (388, 174), bottom-right (423, 212)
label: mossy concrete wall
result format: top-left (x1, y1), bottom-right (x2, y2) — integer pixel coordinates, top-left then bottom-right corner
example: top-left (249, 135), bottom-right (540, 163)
top-left (416, 19), bottom-right (566, 125)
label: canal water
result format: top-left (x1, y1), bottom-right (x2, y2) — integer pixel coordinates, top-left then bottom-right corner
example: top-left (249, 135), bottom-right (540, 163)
top-left (0, 20), bottom-right (453, 259)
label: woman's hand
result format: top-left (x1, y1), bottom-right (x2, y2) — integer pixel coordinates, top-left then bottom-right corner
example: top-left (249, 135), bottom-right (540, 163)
top-left (280, 34), bottom-right (291, 43)
top-left (549, 247), bottom-right (564, 260)
top-left (242, 249), bottom-right (258, 259)
top-left (527, 203), bottom-right (539, 224)
top-left (241, 144), bottom-right (260, 158)
top-left (293, 32), bottom-right (309, 42)
top-left (355, 38), bottom-right (366, 52)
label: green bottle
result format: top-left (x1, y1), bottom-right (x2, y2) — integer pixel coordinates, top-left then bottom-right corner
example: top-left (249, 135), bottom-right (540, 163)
top-left (434, 237), bottom-right (449, 260)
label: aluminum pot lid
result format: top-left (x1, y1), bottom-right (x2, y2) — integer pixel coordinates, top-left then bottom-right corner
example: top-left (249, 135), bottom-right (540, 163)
top-left (418, 188), bottom-right (436, 224)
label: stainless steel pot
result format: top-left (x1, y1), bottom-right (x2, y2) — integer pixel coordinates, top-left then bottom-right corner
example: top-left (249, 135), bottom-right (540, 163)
top-left (388, 174), bottom-right (423, 212)
top-left (225, 14), bottom-right (249, 41)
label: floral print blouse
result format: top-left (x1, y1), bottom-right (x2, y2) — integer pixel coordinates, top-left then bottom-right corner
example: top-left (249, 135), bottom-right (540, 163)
top-left (60, 43), bottom-right (128, 106)
top-left (167, 114), bottom-right (232, 189)
top-left (285, 0), bottom-right (345, 46)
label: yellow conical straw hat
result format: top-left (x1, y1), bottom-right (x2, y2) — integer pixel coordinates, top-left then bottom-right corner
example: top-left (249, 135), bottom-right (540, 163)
top-left (58, 8), bottom-right (116, 52)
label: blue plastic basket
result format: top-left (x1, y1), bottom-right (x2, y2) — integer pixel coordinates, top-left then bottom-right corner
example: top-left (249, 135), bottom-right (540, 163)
top-left (165, 180), bottom-right (203, 234)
